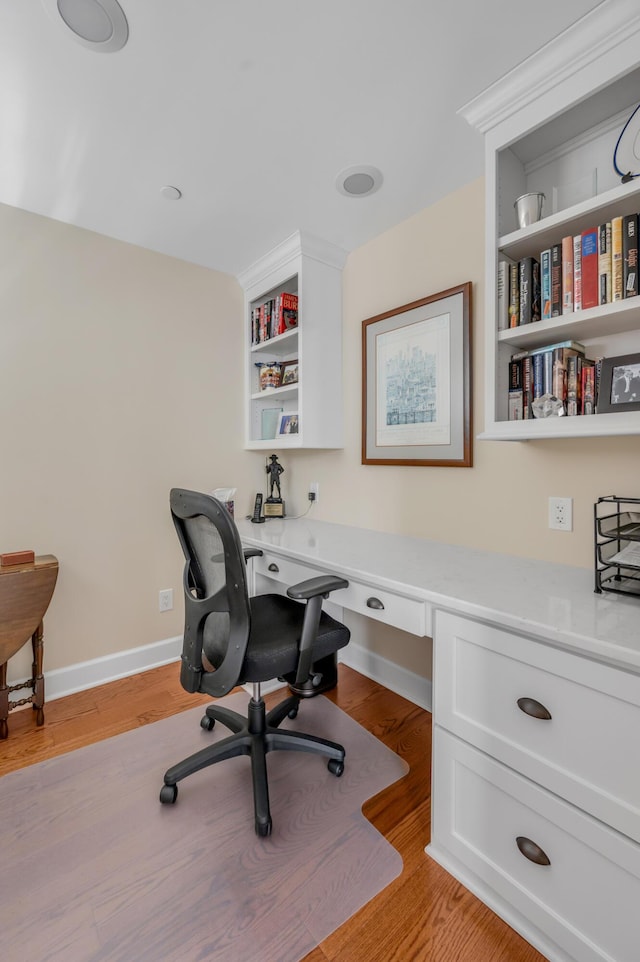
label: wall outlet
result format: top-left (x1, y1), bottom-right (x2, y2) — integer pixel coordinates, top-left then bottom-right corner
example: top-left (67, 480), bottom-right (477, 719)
top-left (309, 482), bottom-right (319, 503)
top-left (159, 588), bottom-right (173, 612)
top-left (548, 497), bottom-right (573, 532)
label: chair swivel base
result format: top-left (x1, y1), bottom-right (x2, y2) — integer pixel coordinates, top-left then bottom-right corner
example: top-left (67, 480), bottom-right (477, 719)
top-left (160, 692), bottom-right (345, 836)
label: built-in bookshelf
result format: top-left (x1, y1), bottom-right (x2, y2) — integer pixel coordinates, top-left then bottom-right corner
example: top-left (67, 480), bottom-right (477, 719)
top-left (460, 3), bottom-right (640, 440)
top-left (238, 230), bottom-right (346, 450)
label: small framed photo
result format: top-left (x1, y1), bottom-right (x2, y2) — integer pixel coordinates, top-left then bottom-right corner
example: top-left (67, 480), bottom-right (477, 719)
top-left (598, 353), bottom-right (640, 413)
top-left (279, 360), bottom-right (299, 387)
top-left (277, 412), bottom-right (299, 436)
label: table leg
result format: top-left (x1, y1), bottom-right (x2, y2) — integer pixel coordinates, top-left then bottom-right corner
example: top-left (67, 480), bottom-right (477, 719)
top-left (31, 622), bottom-right (45, 727)
top-left (0, 661), bottom-right (8, 739)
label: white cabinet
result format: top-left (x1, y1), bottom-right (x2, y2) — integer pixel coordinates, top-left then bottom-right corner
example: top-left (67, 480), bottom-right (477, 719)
top-left (429, 609), bottom-right (640, 962)
top-left (460, 3), bottom-right (640, 440)
top-left (238, 230), bottom-right (346, 450)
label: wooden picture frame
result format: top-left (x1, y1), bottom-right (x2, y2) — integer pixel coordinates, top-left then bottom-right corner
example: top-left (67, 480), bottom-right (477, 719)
top-left (597, 353), bottom-right (640, 413)
top-left (362, 282), bottom-right (472, 466)
top-left (279, 360), bottom-right (299, 387)
top-left (277, 412), bottom-right (299, 436)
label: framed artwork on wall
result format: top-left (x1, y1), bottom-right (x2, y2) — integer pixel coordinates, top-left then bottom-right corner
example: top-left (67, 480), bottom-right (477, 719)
top-left (362, 282), bottom-right (472, 466)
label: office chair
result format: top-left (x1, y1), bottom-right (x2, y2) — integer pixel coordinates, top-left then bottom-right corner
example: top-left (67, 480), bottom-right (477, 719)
top-left (160, 488), bottom-right (351, 836)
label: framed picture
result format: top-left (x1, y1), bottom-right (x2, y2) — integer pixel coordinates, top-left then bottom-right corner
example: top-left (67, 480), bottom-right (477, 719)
top-left (279, 359), bottom-right (299, 387)
top-left (598, 353), bottom-right (640, 413)
top-left (362, 282), bottom-right (472, 466)
top-left (277, 412), bottom-right (300, 436)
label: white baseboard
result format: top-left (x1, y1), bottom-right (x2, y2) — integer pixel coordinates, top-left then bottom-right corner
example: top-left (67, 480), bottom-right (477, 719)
top-left (34, 636), bottom-right (183, 702)
top-left (11, 635), bottom-right (431, 712)
top-left (339, 641), bottom-right (432, 713)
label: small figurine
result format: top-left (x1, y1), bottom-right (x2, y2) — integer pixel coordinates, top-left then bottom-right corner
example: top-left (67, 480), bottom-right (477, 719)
top-left (266, 454), bottom-right (284, 501)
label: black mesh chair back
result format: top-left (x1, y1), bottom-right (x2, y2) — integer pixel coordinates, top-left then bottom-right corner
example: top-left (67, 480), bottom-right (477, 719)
top-left (161, 488), bottom-right (351, 836)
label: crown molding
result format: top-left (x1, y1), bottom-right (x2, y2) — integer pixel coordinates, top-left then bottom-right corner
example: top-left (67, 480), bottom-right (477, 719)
top-left (238, 230), bottom-right (347, 290)
top-left (458, 1), bottom-right (640, 134)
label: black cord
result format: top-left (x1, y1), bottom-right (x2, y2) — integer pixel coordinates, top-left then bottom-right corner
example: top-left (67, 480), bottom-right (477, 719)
top-left (613, 103), bottom-right (640, 183)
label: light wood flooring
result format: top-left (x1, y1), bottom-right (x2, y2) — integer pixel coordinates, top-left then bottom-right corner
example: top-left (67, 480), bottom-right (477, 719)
top-left (0, 663), bottom-right (546, 962)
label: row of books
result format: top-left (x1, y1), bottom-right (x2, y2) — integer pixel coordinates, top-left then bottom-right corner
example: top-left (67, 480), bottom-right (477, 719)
top-left (251, 292), bottom-right (298, 345)
top-left (507, 340), bottom-right (600, 420)
top-left (498, 211), bottom-right (639, 329)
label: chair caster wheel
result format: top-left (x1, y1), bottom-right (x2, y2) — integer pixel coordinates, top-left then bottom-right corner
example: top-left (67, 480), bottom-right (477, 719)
top-left (328, 759), bottom-right (344, 777)
top-left (160, 783), bottom-right (178, 804)
top-left (200, 715), bottom-right (215, 731)
top-left (256, 817), bottom-right (272, 837)
top-left (287, 706), bottom-right (298, 720)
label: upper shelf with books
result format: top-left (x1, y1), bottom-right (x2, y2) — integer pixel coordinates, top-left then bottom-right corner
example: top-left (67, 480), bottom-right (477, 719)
top-left (498, 179), bottom-right (640, 263)
top-left (498, 297), bottom-right (640, 352)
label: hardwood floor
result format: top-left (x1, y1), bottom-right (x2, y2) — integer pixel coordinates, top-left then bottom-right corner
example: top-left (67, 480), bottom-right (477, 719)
top-left (0, 663), bottom-right (546, 962)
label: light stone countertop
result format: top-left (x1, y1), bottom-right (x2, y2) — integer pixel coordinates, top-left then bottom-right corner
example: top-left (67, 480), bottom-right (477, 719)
top-left (236, 517), bottom-right (640, 674)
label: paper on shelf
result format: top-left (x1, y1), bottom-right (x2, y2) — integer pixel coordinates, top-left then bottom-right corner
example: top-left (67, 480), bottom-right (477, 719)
top-left (608, 542), bottom-right (640, 567)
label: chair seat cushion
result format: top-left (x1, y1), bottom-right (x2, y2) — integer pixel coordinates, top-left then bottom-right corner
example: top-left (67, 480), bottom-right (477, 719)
top-left (239, 593), bottom-right (349, 683)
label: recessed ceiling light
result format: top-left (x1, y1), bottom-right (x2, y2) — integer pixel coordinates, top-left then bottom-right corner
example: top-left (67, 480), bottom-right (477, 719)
top-left (160, 186), bottom-right (182, 200)
top-left (336, 165), bottom-right (383, 197)
top-left (42, 0), bottom-right (129, 52)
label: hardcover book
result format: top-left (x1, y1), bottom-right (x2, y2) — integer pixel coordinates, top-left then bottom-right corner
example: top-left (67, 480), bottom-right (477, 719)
top-left (522, 355), bottom-right (533, 419)
top-left (581, 359), bottom-right (596, 415)
top-left (562, 236), bottom-right (574, 314)
top-left (519, 257), bottom-right (540, 325)
top-left (623, 213), bottom-right (639, 298)
top-left (540, 248), bottom-right (552, 320)
top-left (581, 228), bottom-right (599, 310)
top-left (611, 216), bottom-right (624, 301)
top-left (276, 292), bottom-right (298, 335)
top-left (509, 262), bottom-right (519, 328)
top-left (566, 354), bottom-right (582, 416)
top-left (508, 358), bottom-right (523, 420)
top-left (552, 346), bottom-right (585, 411)
top-left (532, 352), bottom-right (545, 400)
top-left (573, 235), bottom-right (582, 311)
top-left (598, 221), bottom-right (612, 305)
top-left (550, 243), bottom-right (562, 316)
top-left (497, 258), bottom-right (513, 331)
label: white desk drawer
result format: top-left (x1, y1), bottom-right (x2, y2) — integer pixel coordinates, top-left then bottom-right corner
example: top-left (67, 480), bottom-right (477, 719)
top-left (332, 579), bottom-right (426, 636)
top-left (432, 729), bottom-right (640, 962)
top-left (435, 611), bottom-right (640, 843)
top-left (252, 552), bottom-right (324, 590)
top-left (252, 552), bottom-right (426, 636)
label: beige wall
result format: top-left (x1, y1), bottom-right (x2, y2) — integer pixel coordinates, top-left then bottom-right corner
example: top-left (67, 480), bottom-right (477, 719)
top-left (1, 204), bottom-right (263, 680)
top-left (4, 177), bottom-right (639, 686)
top-left (289, 177), bottom-right (640, 563)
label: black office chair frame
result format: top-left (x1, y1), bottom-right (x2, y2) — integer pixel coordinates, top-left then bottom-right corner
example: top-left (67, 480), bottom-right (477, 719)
top-left (160, 489), bottom-right (350, 836)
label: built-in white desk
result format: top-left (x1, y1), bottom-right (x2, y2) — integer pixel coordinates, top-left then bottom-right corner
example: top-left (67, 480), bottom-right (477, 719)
top-left (237, 516), bottom-right (640, 962)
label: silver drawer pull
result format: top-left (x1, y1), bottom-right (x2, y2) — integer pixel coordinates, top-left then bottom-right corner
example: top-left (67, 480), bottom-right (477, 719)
top-left (517, 697), bottom-right (552, 720)
top-left (516, 835), bottom-right (551, 866)
top-left (366, 597), bottom-right (385, 610)
top-left (268, 563), bottom-right (279, 573)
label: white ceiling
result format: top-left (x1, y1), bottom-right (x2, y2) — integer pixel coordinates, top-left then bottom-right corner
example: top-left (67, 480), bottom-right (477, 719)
top-left (0, 0), bottom-right (605, 277)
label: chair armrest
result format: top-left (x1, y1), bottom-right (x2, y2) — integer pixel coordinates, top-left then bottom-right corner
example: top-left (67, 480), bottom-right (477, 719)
top-left (243, 548), bottom-right (263, 562)
top-left (287, 574), bottom-right (349, 689)
top-left (287, 575), bottom-right (348, 601)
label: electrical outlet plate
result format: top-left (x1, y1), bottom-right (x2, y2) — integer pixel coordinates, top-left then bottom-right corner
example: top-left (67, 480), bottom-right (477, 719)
top-left (548, 497), bottom-right (573, 532)
top-left (159, 588), bottom-right (173, 612)
top-left (309, 482), bottom-right (319, 503)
